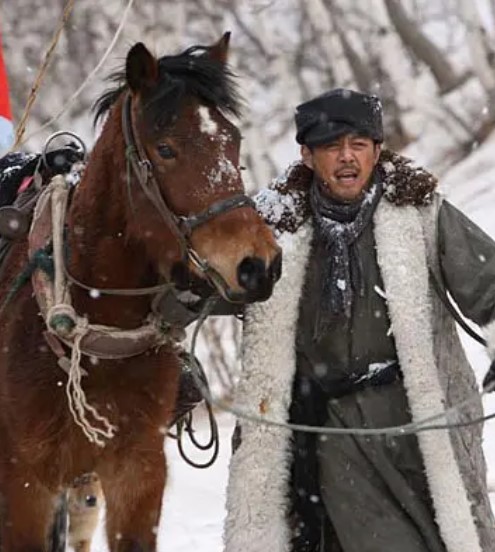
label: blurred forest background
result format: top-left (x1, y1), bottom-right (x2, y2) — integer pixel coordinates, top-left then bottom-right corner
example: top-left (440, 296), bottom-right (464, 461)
top-left (2, 0), bottom-right (495, 395)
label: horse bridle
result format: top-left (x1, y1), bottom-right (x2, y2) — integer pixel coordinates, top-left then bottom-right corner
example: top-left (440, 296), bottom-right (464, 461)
top-left (121, 92), bottom-right (256, 299)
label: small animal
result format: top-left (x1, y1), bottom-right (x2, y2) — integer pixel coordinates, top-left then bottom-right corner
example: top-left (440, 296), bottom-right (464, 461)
top-left (67, 473), bottom-right (103, 552)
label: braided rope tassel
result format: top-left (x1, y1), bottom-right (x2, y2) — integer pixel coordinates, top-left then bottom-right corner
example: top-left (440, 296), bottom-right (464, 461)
top-left (48, 176), bottom-right (117, 447)
top-left (65, 329), bottom-right (117, 447)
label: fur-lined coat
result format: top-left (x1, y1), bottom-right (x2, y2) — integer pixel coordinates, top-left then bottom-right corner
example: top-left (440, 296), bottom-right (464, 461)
top-left (223, 151), bottom-right (495, 552)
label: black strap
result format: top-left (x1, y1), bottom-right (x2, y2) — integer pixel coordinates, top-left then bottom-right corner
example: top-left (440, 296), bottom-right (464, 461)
top-left (179, 194), bottom-right (256, 235)
top-left (429, 267), bottom-right (487, 346)
top-left (429, 209), bottom-right (487, 347)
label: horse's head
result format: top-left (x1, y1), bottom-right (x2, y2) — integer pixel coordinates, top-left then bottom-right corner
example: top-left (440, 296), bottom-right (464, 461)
top-left (95, 34), bottom-right (280, 303)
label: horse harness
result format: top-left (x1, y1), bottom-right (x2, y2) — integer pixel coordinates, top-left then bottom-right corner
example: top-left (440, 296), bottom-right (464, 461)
top-left (0, 93), bottom-right (255, 454)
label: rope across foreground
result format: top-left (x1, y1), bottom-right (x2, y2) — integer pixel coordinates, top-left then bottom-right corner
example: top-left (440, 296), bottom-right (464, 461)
top-left (190, 297), bottom-right (495, 437)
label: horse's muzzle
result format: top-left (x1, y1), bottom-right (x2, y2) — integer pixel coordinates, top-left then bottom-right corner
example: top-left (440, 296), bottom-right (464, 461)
top-left (236, 252), bottom-right (282, 302)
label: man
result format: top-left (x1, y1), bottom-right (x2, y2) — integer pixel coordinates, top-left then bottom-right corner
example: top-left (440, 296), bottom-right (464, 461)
top-left (223, 89), bottom-right (495, 552)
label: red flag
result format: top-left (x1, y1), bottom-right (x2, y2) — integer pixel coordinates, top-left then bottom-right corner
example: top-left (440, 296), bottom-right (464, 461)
top-left (0, 31), bottom-right (13, 155)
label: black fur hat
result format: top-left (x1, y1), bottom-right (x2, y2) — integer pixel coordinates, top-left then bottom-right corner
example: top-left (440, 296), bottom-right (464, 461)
top-left (295, 88), bottom-right (384, 147)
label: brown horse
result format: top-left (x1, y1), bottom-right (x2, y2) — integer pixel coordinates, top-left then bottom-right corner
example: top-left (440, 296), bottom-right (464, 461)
top-left (0, 34), bottom-right (280, 551)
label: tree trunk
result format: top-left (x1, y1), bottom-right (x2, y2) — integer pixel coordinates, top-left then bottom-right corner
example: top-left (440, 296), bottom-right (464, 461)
top-left (384, 0), bottom-right (462, 93)
top-left (300, 0), bottom-right (351, 86)
top-left (325, 0), bottom-right (374, 92)
top-left (457, 0), bottom-right (495, 118)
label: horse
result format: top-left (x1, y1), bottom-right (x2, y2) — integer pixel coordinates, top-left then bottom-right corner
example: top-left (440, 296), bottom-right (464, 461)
top-left (0, 33), bottom-right (281, 551)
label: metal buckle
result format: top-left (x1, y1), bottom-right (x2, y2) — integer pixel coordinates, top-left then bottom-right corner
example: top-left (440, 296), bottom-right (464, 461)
top-left (177, 216), bottom-right (193, 238)
top-left (187, 247), bottom-right (209, 273)
top-left (139, 159), bottom-right (153, 182)
top-left (42, 131), bottom-right (87, 167)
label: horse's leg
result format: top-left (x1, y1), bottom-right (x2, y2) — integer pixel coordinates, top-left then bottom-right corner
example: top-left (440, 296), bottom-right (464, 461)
top-left (48, 492), bottom-right (68, 552)
top-left (100, 451), bottom-right (166, 552)
top-left (0, 466), bottom-right (57, 551)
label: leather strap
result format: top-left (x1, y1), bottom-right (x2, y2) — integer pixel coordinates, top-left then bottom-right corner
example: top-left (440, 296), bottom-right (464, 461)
top-left (179, 194), bottom-right (256, 236)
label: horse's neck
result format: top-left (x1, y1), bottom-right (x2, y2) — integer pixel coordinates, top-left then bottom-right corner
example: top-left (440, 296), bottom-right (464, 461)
top-left (66, 127), bottom-right (156, 329)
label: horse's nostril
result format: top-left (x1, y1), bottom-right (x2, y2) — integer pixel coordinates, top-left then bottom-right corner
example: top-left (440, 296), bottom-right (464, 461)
top-left (237, 256), bottom-right (266, 292)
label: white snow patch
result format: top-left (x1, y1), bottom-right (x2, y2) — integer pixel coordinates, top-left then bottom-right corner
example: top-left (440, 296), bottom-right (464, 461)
top-left (65, 161), bottom-right (85, 187)
top-left (336, 279), bottom-right (346, 291)
top-left (218, 130), bottom-right (231, 145)
top-left (198, 106), bottom-right (218, 136)
top-left (363, 182), bottom-right (381, 204)
top-left (255, 187), bottom-right (299, 225)
top-left (1, 164), bottom-right (22, 176)
top-left (207, 156), bottom-right (238, 189)
top-left (382, 161), bottom-right (396, 174)
top-left (355, 359), bottom-right (397, 384)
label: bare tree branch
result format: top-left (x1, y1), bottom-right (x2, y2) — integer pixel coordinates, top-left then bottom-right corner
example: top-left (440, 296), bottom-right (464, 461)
top-left (457, 0), bottom-right (495, 117)
top-left (300, 0), bottom-right (352, 86)
top-left (325, 0), bottom-right (374, 92)
top-left (384, 0), bottom-right (463, 93)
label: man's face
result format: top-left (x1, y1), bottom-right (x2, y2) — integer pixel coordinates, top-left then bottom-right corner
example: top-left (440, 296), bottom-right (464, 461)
top-left (301, 134), bottom-right (381, 202)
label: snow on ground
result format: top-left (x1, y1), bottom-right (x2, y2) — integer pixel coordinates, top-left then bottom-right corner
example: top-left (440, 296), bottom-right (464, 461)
top-left (88, 136), bottom-right (495, 549)
top-left (157, 412), bottom-right (235, 552)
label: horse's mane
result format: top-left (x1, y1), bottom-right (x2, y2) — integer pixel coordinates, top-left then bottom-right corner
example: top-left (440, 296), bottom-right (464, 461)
top-left (93, 45), bottom-right (242, 127)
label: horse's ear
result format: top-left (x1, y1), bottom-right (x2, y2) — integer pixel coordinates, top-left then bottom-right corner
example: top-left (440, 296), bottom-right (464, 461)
top-left (208, 32), bottom-right (231, 65)
top-left (126, 42), bottom-right (158, 93)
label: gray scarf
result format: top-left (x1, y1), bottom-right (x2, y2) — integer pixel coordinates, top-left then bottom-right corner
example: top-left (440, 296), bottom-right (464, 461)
top-left (310, 173), bottom-right (383, 333)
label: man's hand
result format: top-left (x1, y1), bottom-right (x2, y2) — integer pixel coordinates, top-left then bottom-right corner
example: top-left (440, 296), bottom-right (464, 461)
top-left (482, 360), bottom-right (495, 392)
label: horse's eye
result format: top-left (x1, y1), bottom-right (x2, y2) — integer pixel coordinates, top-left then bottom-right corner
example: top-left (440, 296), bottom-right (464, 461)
top-left (157, 144), bottom-right (176, 160)
top-left (85, 495), bottom-right (97, 507)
